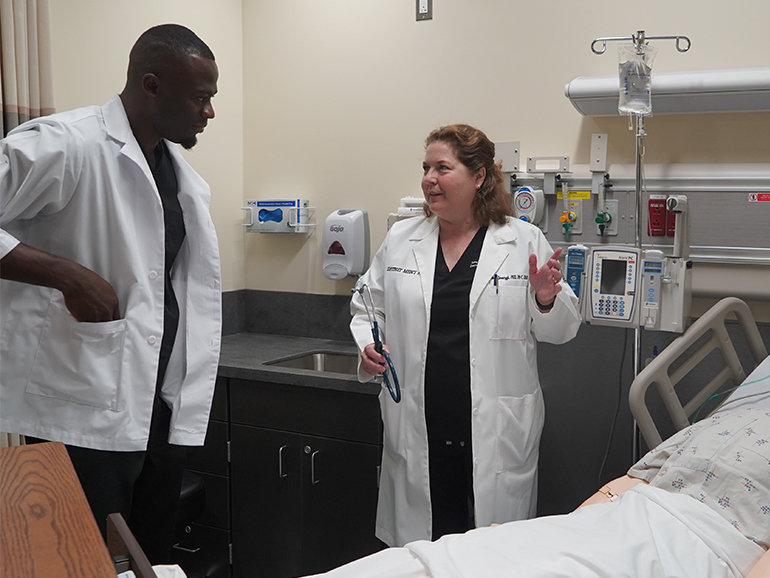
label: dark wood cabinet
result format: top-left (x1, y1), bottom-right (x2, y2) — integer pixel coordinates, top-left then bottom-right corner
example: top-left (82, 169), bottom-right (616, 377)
top-left (174, 374), bottom-right (383, 578)
top-left (232, 425), bottom-right (302, 577)
top-left (229, 378), bottom-right (384, 578)
top-left (299, 434), bottom-right (382, 574)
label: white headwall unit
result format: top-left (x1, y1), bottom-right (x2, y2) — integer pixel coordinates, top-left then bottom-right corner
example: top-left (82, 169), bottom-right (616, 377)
top-left (565, 68), bottom-right (770, 116)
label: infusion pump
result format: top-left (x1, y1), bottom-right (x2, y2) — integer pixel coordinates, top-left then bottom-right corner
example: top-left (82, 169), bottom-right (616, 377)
top-left (583, 247), bottom-right (641, 328)
top-left (572, 245), bottom-right (691, 333)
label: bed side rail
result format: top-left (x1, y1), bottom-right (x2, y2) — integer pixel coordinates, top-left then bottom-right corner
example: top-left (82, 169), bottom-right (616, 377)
top-left (629, 297), bottom-right (767, 447)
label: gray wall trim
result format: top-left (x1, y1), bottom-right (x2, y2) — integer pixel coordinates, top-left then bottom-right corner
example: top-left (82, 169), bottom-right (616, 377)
top-left (222, 289), bottom-right (247, 336)
top-left (222, 289), bottom-right (354, 342)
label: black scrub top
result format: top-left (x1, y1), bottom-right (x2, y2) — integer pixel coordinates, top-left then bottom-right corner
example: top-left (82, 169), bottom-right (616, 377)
top-left (424, 226), bottom-right (487, 444)
top-left (150, 141), bottom-right (186, 391)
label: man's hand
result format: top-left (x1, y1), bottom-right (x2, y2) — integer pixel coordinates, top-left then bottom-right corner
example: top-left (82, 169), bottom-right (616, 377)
top-left (57, 260), bottom-right (122, 322)
top-left (1, 243), bottom-right (121, 322)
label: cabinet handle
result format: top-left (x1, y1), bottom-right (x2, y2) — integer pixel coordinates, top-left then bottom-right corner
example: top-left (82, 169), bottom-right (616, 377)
top-left (172, 543), bottom-right (201, 554)
top-left (310, 450), bottom-right (320, 484)
top-left (278, 445), bottom-right (288, 479)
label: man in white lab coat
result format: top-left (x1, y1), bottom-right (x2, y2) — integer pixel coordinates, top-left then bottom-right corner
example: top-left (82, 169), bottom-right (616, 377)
top-left (0, 24), bottom-right (221, 563)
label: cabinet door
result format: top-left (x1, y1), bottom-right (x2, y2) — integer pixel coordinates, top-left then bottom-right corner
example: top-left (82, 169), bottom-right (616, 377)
top-left (300, 435), bottom-right (384, 576)
top-left (231, 425), bottom-right (302, 578)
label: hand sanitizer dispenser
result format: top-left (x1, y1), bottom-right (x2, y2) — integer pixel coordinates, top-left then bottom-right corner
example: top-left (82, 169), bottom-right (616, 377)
top-left (322, 209), bottom-right (370, 280)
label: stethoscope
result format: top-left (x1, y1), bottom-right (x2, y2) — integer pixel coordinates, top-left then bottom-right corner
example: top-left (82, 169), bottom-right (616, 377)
top-left (352, 282), bottom-right (401, 403)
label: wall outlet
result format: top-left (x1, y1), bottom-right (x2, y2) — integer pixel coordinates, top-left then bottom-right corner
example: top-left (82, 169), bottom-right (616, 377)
top-left (416, 0), bottom-right (432, 20)
top-left (648, 195), bottom-right (666, 236)
top-left (666, 205), bottom-right (676, 236)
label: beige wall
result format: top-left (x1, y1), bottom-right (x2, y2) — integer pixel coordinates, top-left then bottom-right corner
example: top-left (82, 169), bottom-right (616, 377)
top-left (47, 1), bottom-right (770, 317)
top-left (48, 0), bottom-right (245, 291)
top-left (241, 0), bottom-right (770, 304)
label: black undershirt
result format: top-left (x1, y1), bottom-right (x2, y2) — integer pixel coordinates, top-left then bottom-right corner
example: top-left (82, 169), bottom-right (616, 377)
top-left (424, 226), bottom-right (487, 444)
top-left (150, 141), bottom-right (186, 391)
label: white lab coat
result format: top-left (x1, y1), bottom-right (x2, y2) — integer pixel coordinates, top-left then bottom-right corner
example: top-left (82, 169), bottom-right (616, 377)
top-left (0, 95), bottom-right (221, 451)
top-left (350, 216), bottom-right (581, 547)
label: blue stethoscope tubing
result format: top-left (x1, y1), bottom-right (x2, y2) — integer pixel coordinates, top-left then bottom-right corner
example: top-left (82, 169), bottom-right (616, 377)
top-left (356, 283), bottom-right (401, 403)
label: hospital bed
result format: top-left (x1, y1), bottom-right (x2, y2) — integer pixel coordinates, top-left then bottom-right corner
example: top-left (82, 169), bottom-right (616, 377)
top-left (307, 296), bottom-right (770, 578)
top-left (629, 296), bottom-right (769, 447)
top-left (108, 513), bottom-right (158, 578)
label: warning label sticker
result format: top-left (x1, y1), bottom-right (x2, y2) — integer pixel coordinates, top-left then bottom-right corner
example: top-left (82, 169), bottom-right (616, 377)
top-left (748, 193), bottom-right (770, 202)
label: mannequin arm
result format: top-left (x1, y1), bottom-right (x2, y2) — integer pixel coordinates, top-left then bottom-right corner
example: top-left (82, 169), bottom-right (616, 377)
top-left (746, 547), bottom-right (770, 578)
top-left (575, 475), bottom-right (647, 510)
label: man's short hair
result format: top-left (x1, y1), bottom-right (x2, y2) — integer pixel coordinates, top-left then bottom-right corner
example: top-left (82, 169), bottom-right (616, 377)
top-left (128, 24), bottom-right (215, 77)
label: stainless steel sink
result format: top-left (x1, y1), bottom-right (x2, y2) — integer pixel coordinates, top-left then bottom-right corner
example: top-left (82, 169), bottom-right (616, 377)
top-left (264, 351), bottom-right (359, 375)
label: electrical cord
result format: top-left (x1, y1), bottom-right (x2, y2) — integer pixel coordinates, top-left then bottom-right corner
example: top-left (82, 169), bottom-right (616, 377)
top-left (598, 327), bottom-right (630, 485)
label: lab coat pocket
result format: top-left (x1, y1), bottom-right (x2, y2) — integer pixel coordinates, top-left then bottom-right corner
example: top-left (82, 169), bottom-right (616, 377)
top-left (494, 390), bottom-right (544, 473)
top-left (489, 284), bottom-right (528, 340)
top-left (25, 300), bottom-right (127, 410)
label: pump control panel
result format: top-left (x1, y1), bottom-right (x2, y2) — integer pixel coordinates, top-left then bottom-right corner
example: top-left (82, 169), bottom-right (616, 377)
top-left (566, 244), bottom-right (588, 299)
top-left (640, 249), bottom-right (664, 329)
top-left (583, 247), bottom-right (641, 327)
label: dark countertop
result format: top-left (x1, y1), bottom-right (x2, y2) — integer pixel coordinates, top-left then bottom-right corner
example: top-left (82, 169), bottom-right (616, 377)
top-left (218, 332), bottom-right (380, 395)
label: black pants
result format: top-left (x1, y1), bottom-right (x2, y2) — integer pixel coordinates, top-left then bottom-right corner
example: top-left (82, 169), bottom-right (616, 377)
top-left (429, 439), bottom-right (475, 540)
top-left (26, 394), bottom-right (188, 564)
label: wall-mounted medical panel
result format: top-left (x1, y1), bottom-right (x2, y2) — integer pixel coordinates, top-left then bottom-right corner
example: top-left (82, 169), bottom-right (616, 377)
top-left (513, 163), bottom-right (770, 265)
top-left (603, 163), bottom-right (770, 264)
top-left (512, 173), bottom-right (634, 247)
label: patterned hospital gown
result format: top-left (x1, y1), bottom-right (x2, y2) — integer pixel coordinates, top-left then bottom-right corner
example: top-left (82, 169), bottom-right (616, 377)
top-left (628, 407), bottom-right (770, 549)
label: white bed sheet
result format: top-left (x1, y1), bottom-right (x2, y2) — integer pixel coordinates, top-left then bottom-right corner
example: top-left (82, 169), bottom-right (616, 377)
top-left (307, 485), bottom-right (763, 578)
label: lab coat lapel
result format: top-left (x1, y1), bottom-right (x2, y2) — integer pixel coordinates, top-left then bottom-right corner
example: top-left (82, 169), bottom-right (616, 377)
top-left (469, 222), bottom-right (516, 313)
top-left (165, 141), bottom-right (219, 273)
top-left (410, 217), bottom-right (440, 318)
top-left (101, 95), bottom-right (156, 186)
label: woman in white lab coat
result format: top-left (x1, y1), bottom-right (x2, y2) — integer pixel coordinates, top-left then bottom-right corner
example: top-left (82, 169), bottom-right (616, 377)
top-left (350, 124), bottom-right (581, 547)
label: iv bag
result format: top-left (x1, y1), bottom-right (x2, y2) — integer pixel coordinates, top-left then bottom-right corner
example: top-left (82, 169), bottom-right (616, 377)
top-left (618, 43), bottom-right (657, 116)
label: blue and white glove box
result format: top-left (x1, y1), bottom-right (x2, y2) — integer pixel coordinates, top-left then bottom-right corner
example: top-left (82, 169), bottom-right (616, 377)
top-left (242, 199), bottom-right (311, 233)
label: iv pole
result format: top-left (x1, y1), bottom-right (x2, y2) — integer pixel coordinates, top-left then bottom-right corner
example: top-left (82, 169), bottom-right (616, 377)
top-left (590, 30), bottom-right (691, 462)
top-left (631, 113), bottom-right (645, 462)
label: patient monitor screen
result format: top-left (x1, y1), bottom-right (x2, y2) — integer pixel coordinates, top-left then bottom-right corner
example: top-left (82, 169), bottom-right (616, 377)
top-left (600, 259), bottom-right (626, 295)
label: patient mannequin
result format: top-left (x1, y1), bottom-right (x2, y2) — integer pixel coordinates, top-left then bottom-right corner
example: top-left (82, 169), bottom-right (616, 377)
top-left (578, 404), bottom-right (770, 578)
top-left (305, 405), bottom-right (770, 578)
top-left (578, 475), bottom-right (770, 578)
